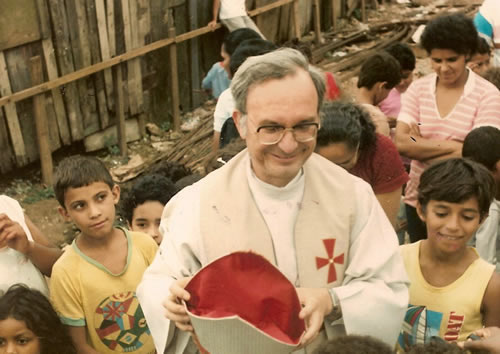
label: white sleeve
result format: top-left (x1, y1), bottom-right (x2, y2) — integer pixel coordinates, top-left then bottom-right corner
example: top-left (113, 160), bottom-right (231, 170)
top-left (137, 183), bottom-right (204, 354)
top-left (213, 89), bottom-right (234, 132)
top-left (331, 178), bottom-right (410, 346)
top-left (0, 195), bottom-right (33, 241)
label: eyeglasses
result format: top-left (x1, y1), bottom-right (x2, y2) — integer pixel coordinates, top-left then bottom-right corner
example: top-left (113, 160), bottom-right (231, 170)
top-left (254, 122), bottom-right (320, 145)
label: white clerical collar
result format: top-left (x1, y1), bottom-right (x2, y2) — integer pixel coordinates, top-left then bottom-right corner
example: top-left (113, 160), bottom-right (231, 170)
top-left (245, 154), bottom-right (304, 201)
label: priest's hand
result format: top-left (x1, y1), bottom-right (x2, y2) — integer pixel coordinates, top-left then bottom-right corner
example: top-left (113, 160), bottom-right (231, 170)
top-left (296, 288), bottom-right (333, 346)
top-left (163, 277), bottom-right (194, 332)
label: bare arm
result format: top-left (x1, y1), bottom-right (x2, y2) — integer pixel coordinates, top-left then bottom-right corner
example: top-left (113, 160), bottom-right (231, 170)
top-left (68, 326), bottom-right (99, 354)
top-left (482, 272), bottom-right (500, 328)
top-left (376, 188), bottom-right (402, 229)
top-left (461, 327), bottom-right (500, 354)
top-left (212, 131), bottom-right (221, 154)
top-left (25, 215), bottom-right (62, 276)
top-left (208, 0), bottom-right (220, 29)
top-left (395, 121), bottom-right (462, 161)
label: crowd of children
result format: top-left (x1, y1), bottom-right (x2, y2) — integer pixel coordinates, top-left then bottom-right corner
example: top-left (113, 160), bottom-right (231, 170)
top-left (2, 2), bottom-right (500, 354)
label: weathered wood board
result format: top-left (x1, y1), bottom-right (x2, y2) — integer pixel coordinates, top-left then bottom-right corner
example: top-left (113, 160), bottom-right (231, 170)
top-left (0, 0), bottom-right (41, 51)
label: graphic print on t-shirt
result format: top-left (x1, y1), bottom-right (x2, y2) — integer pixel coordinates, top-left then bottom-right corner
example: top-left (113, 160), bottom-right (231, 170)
top-left (94, 292), bottom-right (153, 352)
top-left (398, 305), bottom-right (443, 350)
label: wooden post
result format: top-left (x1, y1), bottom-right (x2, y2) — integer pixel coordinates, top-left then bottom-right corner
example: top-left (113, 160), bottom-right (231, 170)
top-left (113, 63), bottom-right (127, 157)
top-left (293, 0), bottom-right (301, 40)
top-left (168, 19), bottom-right (181, 132)
top-left (313, 0), bottom-right (323, 45)
top-left (332, 0), bottom-right (337, 31)
top-left (29, 56), bottom-right (53, 185)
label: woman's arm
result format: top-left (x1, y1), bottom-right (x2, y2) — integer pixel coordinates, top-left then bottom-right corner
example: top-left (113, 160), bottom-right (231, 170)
top-left (376, 188), bottom-right (402, 229)
top-left (395, 121), bottom-right (463, 161)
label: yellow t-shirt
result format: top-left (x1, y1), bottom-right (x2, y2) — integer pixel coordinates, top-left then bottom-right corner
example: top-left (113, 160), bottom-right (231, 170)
top-left (397, 241), bottom-right (494, 350)
top-left (50, 227), bottom-right (158, 354)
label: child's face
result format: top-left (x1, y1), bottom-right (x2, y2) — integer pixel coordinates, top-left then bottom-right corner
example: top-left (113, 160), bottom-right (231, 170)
top-left (130, 200), bottom-right (164, 245)
top-left (59, 182), bottom-right (120, 241)
top-left (0, 317), bottom-right (40, 354)
top-left (417, 198), bottom-right (481, 254)
top-left (468, 53), bottom-right (491, 75)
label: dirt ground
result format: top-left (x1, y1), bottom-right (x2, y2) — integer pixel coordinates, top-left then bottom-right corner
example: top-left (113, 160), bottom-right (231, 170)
top-left (2, 1), bottom-right (440, 247)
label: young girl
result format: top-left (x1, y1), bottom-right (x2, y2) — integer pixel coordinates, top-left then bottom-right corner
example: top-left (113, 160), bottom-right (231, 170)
top-left (0, 284), bottom-right (76, 354)
top-left (397, 158), bottom-right (500, 350)
top-left (395, 13), bottom-right (500, 243)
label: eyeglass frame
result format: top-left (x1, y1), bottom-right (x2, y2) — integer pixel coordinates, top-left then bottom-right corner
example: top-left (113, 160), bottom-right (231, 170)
top-left (245, 117), bottom-right (320, 145)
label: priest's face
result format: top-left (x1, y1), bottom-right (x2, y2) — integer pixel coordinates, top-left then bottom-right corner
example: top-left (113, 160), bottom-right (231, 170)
top-left (234, 69), bottom-right (319, 187)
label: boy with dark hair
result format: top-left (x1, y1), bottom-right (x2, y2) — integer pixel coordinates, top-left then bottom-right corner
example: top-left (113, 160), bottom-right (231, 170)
top-left (463, 126), bottom-right (500, 272)
top-left (51, 155), bottom-right (158, 354)
top-left (483, 66), bottom-right (500, 89)
top-left (315, 334), bottom-right (393, 354)
top-left (379, 42), bottom-right (416, 125)
top-left (468, 37), bottom-right (492, 75)
top-left (397, 158), bottom-right (500, 349)
top-left (120, 174), bottom-right (178, 245)
top-left (356, 52), bottom-right (402, 137)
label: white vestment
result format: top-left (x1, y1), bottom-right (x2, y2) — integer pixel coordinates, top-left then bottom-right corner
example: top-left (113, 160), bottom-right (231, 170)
top-left (137, 152), bottom-right (409, 353)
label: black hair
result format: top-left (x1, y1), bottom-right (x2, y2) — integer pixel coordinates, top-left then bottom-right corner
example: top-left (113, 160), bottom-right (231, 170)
top-left (418, 158), bottom-right (496, 219)
top-left (223, 28), bottom-right (262, 56)
top-left (0, 284), bottom-right (76, 354)
top-left (483, 67), bottom-right (500, 90)
top-left (407, 340), bottom-right (466, 354)
top-left (148, 161), bottom-right (192, 183)
top-left (120, 174), bottom-right (178, 224)
top-left (385, 42), bottom-right (416, 71)
top-left (357, 52), bottom-right (402, 89)
top-left (316, 101), bottom-right (377, 154)
top-left (229, 38), bottom-right (278, 76)
top-left (315, 335), bottom-right (393, 354)
top-left (463, 126), bottom-right (500, 171)
top-left (475, 37), bottom-right (491, 55)
top-left (420, 13), bottom-right (478, 56)
top-left (53, 155), bottom-right (114, 208)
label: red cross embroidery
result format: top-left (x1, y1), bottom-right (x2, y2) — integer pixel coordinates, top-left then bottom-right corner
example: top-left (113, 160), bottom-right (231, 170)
top-left (315, 238), bottom-right (344, 284)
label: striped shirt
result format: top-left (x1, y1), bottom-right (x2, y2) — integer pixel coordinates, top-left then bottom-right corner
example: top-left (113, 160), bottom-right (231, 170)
top-left (398, 69), bottom-right (500, 207)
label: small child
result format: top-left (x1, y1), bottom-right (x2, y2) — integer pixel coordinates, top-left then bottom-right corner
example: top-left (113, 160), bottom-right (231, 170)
top-left (468, 37), bottom-right (492, 76)
top-left (120, 174), bottom-right (178, 245)
top-left (462, 126), bottom-right (500, 272)
top-left (0, 195), bottom-right (62, 296)
top-left (0, 284), bottom-right (76, 354)
top-left (356, 52), bottom-right (402, 137)
top-left (397, 158), bottom-right (500, 350)
top-left (50, 155), bottom-right (158, 354)
top-left (201, 59), bottom-right (230, 99)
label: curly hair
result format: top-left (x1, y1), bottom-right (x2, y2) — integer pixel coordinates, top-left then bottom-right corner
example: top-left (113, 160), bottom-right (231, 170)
top-left (315, 335), bottom-right (393, 354)
top-left (463, 126), bottom-right (500, 171)
top-left (316, 101), bottom-right (377, 155)
top-left (119, 174), bottom-right (178, 224)
top-left (0, 284), bottom-right (76, 354)
top-left (418, 158), bottom-right (496, 220)
top-left (483, 67), bottom-right (500, 90)
top-left (420, 13), bottom-right (478, 56)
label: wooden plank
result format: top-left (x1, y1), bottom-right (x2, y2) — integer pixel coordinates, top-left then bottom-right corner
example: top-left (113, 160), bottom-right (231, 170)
top-left (66, 0), bottom-right (100, 136)
top-left (48, 0), bottom-right (84, 140)
top-left (168, 24), bottom-right (181, 132)
top-left (137, 0), bottom-right (151, 133)
top-left (313, 0), bottom-right (322, 44)
top-left (121, 0), bottom-right (140, 116)
top-left (35, 0), bottom-right (51, 39)
top-left (0, 108), bottom-right (15, 173)
top-left (0, 51), bottom-right (27, 165)
top-left (113, 63), bottom-right (127, 157)
top-left (188, 0), bottom-right (202, 108)
top-left (255, 0), bottom-right (279, 42)
top-left (42, 39), bottom-right (71, 145)
top-left (85, 0), bottom-right (110, 129)
top-left (0, 0), bottom-right (296, 108)
top-left (0, 0), bottom-right (41, 51)
top-left (106, 0), bottom-right (116, 57)
top-left (293, 0), bottom-right (301, 39)
top-left (174, 6), bottom-right (192, 115)
top-left (95, 0), bottom-right (114, 110)
top-left (29, 56), bottom-right (53, 185)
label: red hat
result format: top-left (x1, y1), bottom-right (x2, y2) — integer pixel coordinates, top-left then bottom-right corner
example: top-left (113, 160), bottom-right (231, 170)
top-left (184, 252), bottom-right (305, 354)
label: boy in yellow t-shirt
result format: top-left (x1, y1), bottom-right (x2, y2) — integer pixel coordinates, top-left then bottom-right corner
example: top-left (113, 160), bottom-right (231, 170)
top-left (50, 155), bottom-right (158, 354)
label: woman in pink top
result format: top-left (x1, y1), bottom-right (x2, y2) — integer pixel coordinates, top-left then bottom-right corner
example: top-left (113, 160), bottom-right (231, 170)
top-left (395, 13), bottom-right (500, 243)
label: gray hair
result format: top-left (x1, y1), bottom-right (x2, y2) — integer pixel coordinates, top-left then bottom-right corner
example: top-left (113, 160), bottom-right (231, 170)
top-left (230, 48), bottom-right (326, 117)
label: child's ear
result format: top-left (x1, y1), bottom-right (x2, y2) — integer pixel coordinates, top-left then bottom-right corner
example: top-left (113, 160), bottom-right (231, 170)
top-left (111, 184), bottom-right (121, 205)
top-left (233, 110), bottom-right (247, 139)
top-left (58, 206), bottom-right (71, 222)
top-left (416, 202), bottom-right (426, 222)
